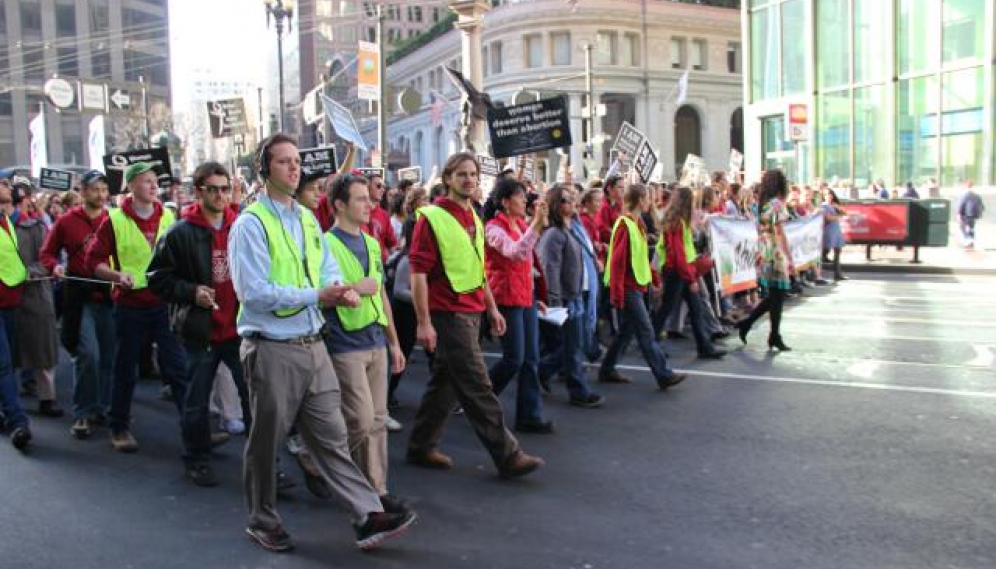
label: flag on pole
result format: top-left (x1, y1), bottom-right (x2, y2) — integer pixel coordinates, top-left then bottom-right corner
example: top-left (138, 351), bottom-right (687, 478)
top-left (429, 92), bottom-right (445, 127)
top-left (675, 69), bottom-right (690, 106)
top-left (443, 66), bottom-right (493, 121)
top-left (88, 115), bottom-right (106, 170)
top-left (29, 111), bottom-right (48, 177)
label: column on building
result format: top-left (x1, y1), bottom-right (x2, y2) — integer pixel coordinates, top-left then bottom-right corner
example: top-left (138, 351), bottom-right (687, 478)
top-left (569, 93), bottom-right (584, 175)
top-left (659, 98), bottom-right (678, 181)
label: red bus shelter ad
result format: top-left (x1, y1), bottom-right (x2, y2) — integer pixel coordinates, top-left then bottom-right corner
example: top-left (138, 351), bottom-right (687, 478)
top-left (840, 202), bottom-right (910, 243)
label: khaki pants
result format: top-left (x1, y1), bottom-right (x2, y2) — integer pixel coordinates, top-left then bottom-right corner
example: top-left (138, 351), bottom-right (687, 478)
top-left (408, 311), bottom-right (519, 468)
top-left (241, 338), bottom-right (382, 530)
top-left (331, 348), bottom-right (389, 495)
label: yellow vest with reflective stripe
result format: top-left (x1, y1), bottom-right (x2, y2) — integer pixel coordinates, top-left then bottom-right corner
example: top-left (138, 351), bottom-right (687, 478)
top-left (0, 219), bottom-right (27, 288)
top-left (417, 205), bottom-right (485, 294)
top-left (655, 220), bottom-right (696, 270)
top-left (109, 207), bottom-right (175, 290)
top-left (325, 230), bottom-right (388, 331)
top-left (244, 201), bottom-right (324, 318)
top-left (604, 215), bottom-right (652, 287)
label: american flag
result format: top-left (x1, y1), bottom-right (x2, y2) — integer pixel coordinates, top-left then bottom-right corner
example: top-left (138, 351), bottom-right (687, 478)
top-left (429, 92), bottom-right (445, 127)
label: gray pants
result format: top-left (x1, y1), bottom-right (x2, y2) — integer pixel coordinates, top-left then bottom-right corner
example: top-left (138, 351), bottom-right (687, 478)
top-left (241, 338), bottom-right (382, 530)
top-left (408, 311), bottom-right (519, 468)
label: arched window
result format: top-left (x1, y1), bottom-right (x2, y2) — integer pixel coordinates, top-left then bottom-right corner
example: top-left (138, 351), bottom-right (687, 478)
top-left (730, 107), bottom-right (744, 154)
top-left (674, 105), bottom-right (702, 172)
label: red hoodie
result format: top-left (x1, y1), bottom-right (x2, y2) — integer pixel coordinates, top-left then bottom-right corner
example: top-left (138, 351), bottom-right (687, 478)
top-left (363, 204), bottom-right (398, 262)
top-left (40, 206), bottom-right (110, 302)
top-left (84, 196), bottom-right (166, 308)
top-left (182, 202), bottom-right (239, 344)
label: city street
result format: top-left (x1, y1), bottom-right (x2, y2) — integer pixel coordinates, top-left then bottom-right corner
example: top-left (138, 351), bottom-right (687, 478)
top-left (4, 271), bottom-right (995, 569)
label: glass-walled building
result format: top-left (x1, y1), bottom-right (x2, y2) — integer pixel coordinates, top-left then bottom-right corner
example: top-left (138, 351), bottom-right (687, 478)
top-left (742, 0), bottom-right (995, 188)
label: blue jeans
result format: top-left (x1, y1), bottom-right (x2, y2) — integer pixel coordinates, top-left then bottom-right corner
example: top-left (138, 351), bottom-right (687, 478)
top-left (489, 304), bottom-right (544, 424)
top-left (73, 302), bottom-right (115, 420)
top-left (600, 291), bottom-right (676, 383)
top-left (182, 339), bottom-right (248, 466)
top-left (110, 304), bottom-right (188, 433)
top-left (0, 308), bottom-right (28, 430)
top-left (539, 298), bottom-right (595, 400)
top-left (656, 270), bottom-right (715, 355)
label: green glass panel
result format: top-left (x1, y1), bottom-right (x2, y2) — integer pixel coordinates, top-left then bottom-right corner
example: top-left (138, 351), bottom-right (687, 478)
top-left (940, 67), bottom-right (984, 185)
top-left (854, 0), bottom-right (890, 84)
top-left (751, 7), bottom-right (780, 101)
top-left (854, 85), bottom-right (892, 188)
top-left (816, 0), bottom-right (849, 90)
top-left (898, 0), bottom-right (939, 75)
top-left (762, 115), bottom-right (795, 175)
top-left (942, 0), bottom-right (985, 64)
top-left (896, 75), bottom-right (939, 185)
top-left (817, 90), bottom-right (851, 182)
top-left (781, 0), bottom-right (806, 95)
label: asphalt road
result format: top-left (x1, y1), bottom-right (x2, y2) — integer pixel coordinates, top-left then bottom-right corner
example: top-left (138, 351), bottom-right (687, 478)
top-left (4, 272), bottom-right (995, 569)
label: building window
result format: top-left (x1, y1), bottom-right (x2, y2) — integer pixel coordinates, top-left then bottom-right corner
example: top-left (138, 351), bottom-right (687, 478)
top-left (750, 6), bottom-right (778, 101)
top-left (62, 136), bottom-right (83, 165)
top-left (727, 41), bottom-right (741, 73)
top-left (124, 50), bottom-right (145, 81)
top-left (853, 0), bottom-right (887, 84)
top-left (0, 2), bottom-right (6, 36)
top-left (596, 31), bottom-right (616, 65)
top-left (670, 37), bottom-right (686, 69)
top-left (816, 90), bottom-right (851, 182)
top-left (368, 27), bottom-right (375, 42)
top-left (691, 39), bottom-right (707, 71)
top-left (0, 93), bottom-right (12, 116)
top-left (781, 0), bottom-right (805, 94)
top-left (621, 33), bottom-right (639, 67)
top-left (92, 49), bottom-right (111, 78)
top-left (551, 32), bottom-right (571, 66)
top-left (942, 0), bottom-right (985, 63)
top-left (432, 7), bottom-right (440, 23)
top-left (816, 0), bottom-right (848, 90)
top-left (408, 5), bottom-right (422, 23)
top-left (89, 3), bottom-right (109, 33)
top-left (490, 41), bottom-right (503, 75)
top-left (20, 1), bottom-right (42, 33)
top-left (524, 34), bottom-right (543, 68)
top-left (22, 48), bottom-right (44, 81)
top-left (482, 45), bottom-right (489, 77)
top-left (57, 47), bottom-right (79, 77)
top-left (56, 3), bottom-right (77, 36)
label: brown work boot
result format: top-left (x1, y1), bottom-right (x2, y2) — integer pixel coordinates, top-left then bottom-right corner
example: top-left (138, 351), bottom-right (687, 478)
top-left (598, 370), bottom-right (633, 384)
top-left (498, 451), bottom-right (544, 479)
top-left (406, 448), bottom-right (454, 470)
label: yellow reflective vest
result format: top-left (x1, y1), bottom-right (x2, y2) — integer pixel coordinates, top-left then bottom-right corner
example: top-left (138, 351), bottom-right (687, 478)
top-left (417, 204), bottom-right (485, 294)
top-left (604, 215), bottom-right (652, 287)
top-left (0, 218), bottom-right (26, 288)
top-left (109, 207), bottom-right (175, 290)
top-left (325, 230), bottom-right (388, 331)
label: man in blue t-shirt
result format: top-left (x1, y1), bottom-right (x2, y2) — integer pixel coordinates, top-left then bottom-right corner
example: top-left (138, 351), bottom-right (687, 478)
top-left (323, 173), bottom-right (411, 515)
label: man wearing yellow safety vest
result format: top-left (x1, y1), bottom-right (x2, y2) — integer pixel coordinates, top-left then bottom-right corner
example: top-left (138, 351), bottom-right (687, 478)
top-left (406, 151), bottom-right (544, 479)
top-left (85, 162), bottom-right (188, 453)
top-left (228, 133), bottom-right (415, 553)
top-left (322, 172), bottom-right (412, 516)
top-left (0, 178), bottom-right (32, 451)
top-left (598, 183), bottom-right (688, 390)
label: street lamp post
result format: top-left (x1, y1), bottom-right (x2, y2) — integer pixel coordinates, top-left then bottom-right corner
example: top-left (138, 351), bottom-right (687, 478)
top-left (263, 0), bottom-right (295, 133)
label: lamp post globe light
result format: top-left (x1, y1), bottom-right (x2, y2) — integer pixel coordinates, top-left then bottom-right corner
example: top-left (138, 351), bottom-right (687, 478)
top-left (263, 0), bottom-right (295, 133)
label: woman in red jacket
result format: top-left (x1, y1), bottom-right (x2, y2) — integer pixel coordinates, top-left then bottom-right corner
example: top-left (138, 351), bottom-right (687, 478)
top-left (598, 184), bottom-right (687, 390)
top-left (484, 177), bottom-right (552, 434)
top-left (656, 186), bottom-right (725, 359)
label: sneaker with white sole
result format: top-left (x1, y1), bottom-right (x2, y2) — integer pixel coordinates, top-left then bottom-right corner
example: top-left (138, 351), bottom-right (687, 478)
top-left (386, 415), bottom-right (403, 432)
top-left (353, 511), bottom-right (417, 550)
top-left (221, 418), bottom-right (246, 435)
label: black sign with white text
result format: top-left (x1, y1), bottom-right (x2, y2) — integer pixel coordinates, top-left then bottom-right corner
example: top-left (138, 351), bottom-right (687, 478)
top-left (206, 98), bottom-right (248, 139)
top-left (487, 96), bottom-right (572, 159)
top-left (299, 146), bottom-right (338, 178)
top-left (102, 147), bottom-right (172, 195)
top-left (39, 167), bottom-right (73, 191)
top-left (634, 141), bottom-right (658, 184)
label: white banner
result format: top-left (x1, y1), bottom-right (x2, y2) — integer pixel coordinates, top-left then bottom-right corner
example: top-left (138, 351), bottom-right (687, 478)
top-left (29, 112), bottom-right (48, 177)
top-left (88, 115), bottom-right (106, 170)
top-left (708, 216), bottom-right (759, 294)
top-left (783, 213), bottom-right (824, 271)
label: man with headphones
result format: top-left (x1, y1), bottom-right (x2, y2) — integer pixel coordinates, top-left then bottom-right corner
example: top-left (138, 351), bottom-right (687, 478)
top-left (229, 133), bottom-right (416, 552)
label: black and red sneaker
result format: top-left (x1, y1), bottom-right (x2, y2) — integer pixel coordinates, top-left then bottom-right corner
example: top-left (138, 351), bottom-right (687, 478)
top-left (354, 511), bottom-right (417, 550)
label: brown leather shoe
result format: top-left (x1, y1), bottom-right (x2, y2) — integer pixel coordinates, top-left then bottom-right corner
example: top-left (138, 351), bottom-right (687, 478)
top-left (498, 451), bottom-right (544, 479)
top-left (598, 371), bottom-right (633, 384)
top-left (406, 449), bottom-right (454, 470)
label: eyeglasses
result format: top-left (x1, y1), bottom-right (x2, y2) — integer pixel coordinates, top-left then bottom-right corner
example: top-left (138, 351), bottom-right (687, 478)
top-left (199, 184), bottom-right (232, 194)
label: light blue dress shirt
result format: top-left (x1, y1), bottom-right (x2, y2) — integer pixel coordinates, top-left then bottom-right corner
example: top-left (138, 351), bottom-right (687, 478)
top-left (229, 193), bottom-right (343, 339)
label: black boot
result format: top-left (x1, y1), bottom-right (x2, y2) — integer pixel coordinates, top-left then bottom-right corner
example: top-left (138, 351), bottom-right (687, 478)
top-left (736, 320), bottom-right (752, 344)
top-left (767, 334), bottom-right (791, 351)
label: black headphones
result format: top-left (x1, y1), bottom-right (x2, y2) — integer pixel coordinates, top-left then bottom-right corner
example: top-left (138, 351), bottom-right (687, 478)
top-left (255, 135), bottom-right (279, 180)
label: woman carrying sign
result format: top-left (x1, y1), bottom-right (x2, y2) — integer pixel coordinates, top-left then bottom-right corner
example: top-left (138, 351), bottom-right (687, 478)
top-left (736, 170), bottom-right (795, 351)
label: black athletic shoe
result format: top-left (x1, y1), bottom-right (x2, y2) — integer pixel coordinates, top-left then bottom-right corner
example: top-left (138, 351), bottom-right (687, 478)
top-left (186, 463), bottom-right (219, 487)
top-left (354, 511), bottom-right (417, 550)
top-left (246, 525), bottom-right (295, 552)
top-left (379, 493), bottom-right (413, 515)
top-left (11, 426), bottom-right (32, 451)
top-left (656, 373), bottom-right (688, 390)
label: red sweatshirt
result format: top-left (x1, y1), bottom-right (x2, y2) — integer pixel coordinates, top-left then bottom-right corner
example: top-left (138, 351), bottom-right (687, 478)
top-left (84, 197), bottom-right (166, 308)
top-left (661, 224), bottom-right (698, 284)
top-left (363, 204), bottom-right (398, 262)
top-left (409, 197), bottom-right (486, 313)
top-left (607, 215), bottom-right (658, 309)
top-left (0, 215), bottom-right (24, 309)
top-left (40, 206), bottom-right (111, 302)
top-left (596, 198), bottom-right (622, 246)
top-left (183, 203), bottom-right (239, 344)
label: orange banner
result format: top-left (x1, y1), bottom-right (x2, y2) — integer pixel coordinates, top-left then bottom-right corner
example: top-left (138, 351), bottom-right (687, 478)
top-left (357, 41), bottom-right (380, 101)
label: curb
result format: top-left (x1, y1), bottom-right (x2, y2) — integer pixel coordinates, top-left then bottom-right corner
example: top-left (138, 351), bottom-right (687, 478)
top-left (838, 263), bottom-right (996, 276)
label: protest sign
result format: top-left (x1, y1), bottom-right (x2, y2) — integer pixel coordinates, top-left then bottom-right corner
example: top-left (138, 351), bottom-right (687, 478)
top-left (708, 216), bottom-right (759, 294)
top-left (633, 141), bottom-right (658, 184)
top-left (487, 96), bottom-right (572, 159)
top-left (398, 166), bottom-right (422, 184)
top-left (783, 213), bottom-right (824, 270)
top-left (299, 146), bottom-right (338, 179)
top-left (320, 94), bottom-right (368, 151)
top-left (612, 122), bottom-right (645, 158)
top-left (477, 154), bottom-right (500, 196)
top-left (103, 147), bottom-right (172, 195)
top-left (679, 154), bottom-right (707, 187)
top-left (39, 167), bottom-right (73, 191)
top-left (515, 155), bottom-right (537, 181)
top-left (728, 149), bottom-right (743, 182)
top-left (206, 98), bottom-right (247, 139)
top-left (356, 167), bottom-right (385, 180)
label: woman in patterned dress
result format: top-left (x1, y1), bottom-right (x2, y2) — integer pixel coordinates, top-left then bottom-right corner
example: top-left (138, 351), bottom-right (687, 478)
top-left (736, 170), bottom-right (795, 351)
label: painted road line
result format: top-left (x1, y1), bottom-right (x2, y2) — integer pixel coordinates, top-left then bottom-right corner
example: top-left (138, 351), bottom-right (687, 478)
top-left (486, 351), bottom-right (996, 399)
top-left (783, 313), bottom-right (996, 328)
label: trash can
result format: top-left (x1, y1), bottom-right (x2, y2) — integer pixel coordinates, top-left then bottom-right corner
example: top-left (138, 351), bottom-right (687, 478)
top-left (910, 199), bottom-right (950, 247)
